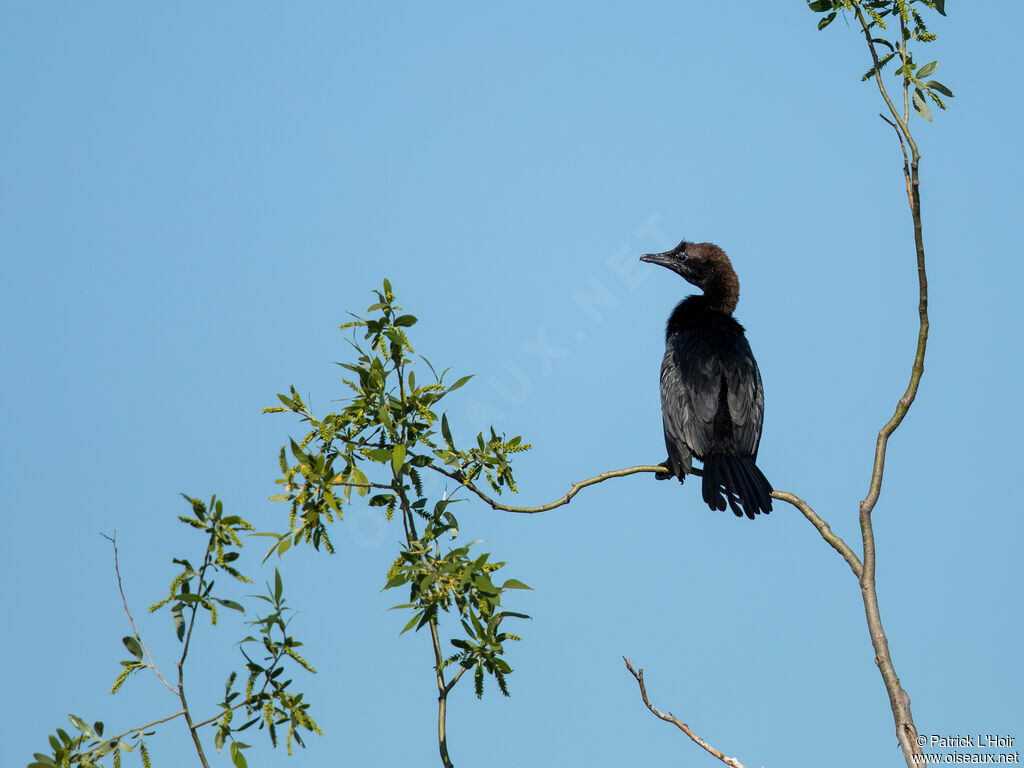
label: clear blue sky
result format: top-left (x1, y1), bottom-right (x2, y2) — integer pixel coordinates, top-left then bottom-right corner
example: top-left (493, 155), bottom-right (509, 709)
top-left (3, 3), bottom-right (1021, 767)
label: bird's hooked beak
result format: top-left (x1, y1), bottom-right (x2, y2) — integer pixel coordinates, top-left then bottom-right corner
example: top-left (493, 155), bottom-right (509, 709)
top-left (640, 241), bottom-right (687, 269)
top-left (639, 251), bottom-right (675, 269)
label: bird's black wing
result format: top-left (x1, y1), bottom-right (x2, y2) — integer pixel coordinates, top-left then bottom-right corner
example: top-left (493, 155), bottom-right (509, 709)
top-left (662, 325), bottom-right (765, 462)
top-left (721, 331), bottom-right (765, 459)
top-left (660, 328), bottom-right (719, 462)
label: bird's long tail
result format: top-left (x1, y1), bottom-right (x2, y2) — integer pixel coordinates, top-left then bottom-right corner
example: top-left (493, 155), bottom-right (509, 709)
top-left (702, 454), bottom-right (773, 520)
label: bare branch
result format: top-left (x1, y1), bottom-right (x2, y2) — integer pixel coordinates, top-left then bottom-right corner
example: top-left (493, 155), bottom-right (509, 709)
top-left (429, 464), bottom-right (668, 513)
top-left (429, 464), bottom-right (868, 583)
top-left (101, 532), bottom-right (180, 695)
top-left (845, 5), bottom-right (932, 765)
top-left (770, 491), bottom-right (863, 578)
top-left (623, 657), bottom-right (751, 768)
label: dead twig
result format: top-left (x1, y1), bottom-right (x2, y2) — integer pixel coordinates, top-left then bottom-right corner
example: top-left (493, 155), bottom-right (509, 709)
top-left (623, 657), bottom-right (752, 768)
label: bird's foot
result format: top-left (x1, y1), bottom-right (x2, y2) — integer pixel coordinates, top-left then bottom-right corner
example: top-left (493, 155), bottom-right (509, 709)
top-left (654, 461), bottom-right (672, 481)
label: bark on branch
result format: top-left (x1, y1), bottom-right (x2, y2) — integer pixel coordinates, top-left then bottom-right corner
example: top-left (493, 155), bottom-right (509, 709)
top-left (623, 657), bottom-right (752, 768)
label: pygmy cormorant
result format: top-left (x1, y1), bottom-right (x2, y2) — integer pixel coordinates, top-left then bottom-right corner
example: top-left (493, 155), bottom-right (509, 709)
top-left (640, 240), bottom-right (772, 519)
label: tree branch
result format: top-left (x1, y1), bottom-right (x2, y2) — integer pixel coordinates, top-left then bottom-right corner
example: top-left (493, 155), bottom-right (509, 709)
top-left (623, 657), bottom-right (750, 768)
top-left (770, 491), bottom-right (863, 578)
top-left (429, 463), bottom-right (866, 581)
top-left (429, 464), bottom-right (668, 513)
top-left (101, 533), bottom-right (181, 695)
top-left (177, 550), bottom-right (214, 768)
top-left (846, 5), bottom-right (931, 765)
top-left (330, 479), bottom-right (395, 492)
top-left (443, 664), bottom-right (469, 696)
top-left (429, 618), bottom-right (455, 768)
top-left (852, 2), bottom-right (917, 155)
top-left (74, 709), bottom-right (188, 763)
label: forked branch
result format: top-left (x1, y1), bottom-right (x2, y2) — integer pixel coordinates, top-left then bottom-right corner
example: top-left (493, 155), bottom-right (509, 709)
top-left (623, 657), bottom-right (750, 768)
top-left (847, 5), bottom-right (931, 765)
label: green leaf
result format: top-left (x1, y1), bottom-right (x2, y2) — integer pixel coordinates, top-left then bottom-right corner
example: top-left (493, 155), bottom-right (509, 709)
top-left (122, 636), bottom-right (144, 661)
top-left (382, 278), bottom-right (393, 296)
top-left (31, 756), bottom-right (57, 767)
top-left (214, 598), bottom-right (245, 613)
top-left (501, 578), bottom-right (532, 590)
top-left (68, 715), bottom-right (95, 739)
top-left (497, 610), bottom-right (531, 620)
top-left (917, 60), bottom-right (937, 78)
top-left (393, 314), bottom-right (417, 327)
top-left (912, 87), bottom-right (932, 121)
top-left (391, 443), bottom-right (406, 478)
top-left (268, 493), bottom-right (290, 502)
top-left (230, 742), bottom-right (248, 768)
top-left (274, 569), bottom-right (283, 603)
top-left (350, 467), bottom-right (371, 497)
top-left (277, 536), bottom-right (292, 558)
top-left (441, 413), bottom-right (453, 446)
top-left (172, 604), bottom-right (186, 641)
top-left (935, 0), bottom-right (946, 16)
top-left (473, 574), bottom-right (499, 596)
top-left (399, 611), bottom-right (423, 635)
top-left (363, 447), bottom-right (392, 463)
top-left (807, 0), bottom-right (833, 11)
top-left (289, 439), bottom-right (308, 465)
top-left (446, 375), bottom-right (472, 394)
top-left (926, 80), bottom-right (954, 97)
top-left (384, 573), bottom-right (410, 589)
top-left (817, 11), bottom-right (837, 30)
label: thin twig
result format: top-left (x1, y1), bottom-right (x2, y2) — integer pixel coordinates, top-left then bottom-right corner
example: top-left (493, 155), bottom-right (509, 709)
top-left (75, 709), bottom-right (188, 762)
top-left (187, 643), bottom-right (289, 731)
top-left (443, 664), bottom-right (469, 696)
top-left (100, 533), bottom-right (180, 695)
top-left (330, 479), bottom-right (395, 492)
top-left (770, 491), bottom-right (863, 578)
top-left (852, 3), bottom-right (914, 153)
top-left (177, 549), bottom-right (214, 768)
top-left (430, 464), bottom-right (861, 580)
top-left (623, 658), bottom-right (750, 768)
top-left (879, 113), bottom-right (914, 209)
top-left (429, 464), bottom-right (668, 513)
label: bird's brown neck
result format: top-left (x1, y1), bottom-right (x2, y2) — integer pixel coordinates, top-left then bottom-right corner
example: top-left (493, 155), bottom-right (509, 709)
top-left (701, 270), bottom-right (739, 315)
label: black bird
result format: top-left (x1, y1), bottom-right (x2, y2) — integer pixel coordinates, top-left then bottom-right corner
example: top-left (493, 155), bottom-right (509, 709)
top-left (640, 240), bottom-right (772, 519)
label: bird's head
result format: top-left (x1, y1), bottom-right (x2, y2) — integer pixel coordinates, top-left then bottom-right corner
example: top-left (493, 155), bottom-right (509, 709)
top-left (640, 240), bottom-right (739, 312)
